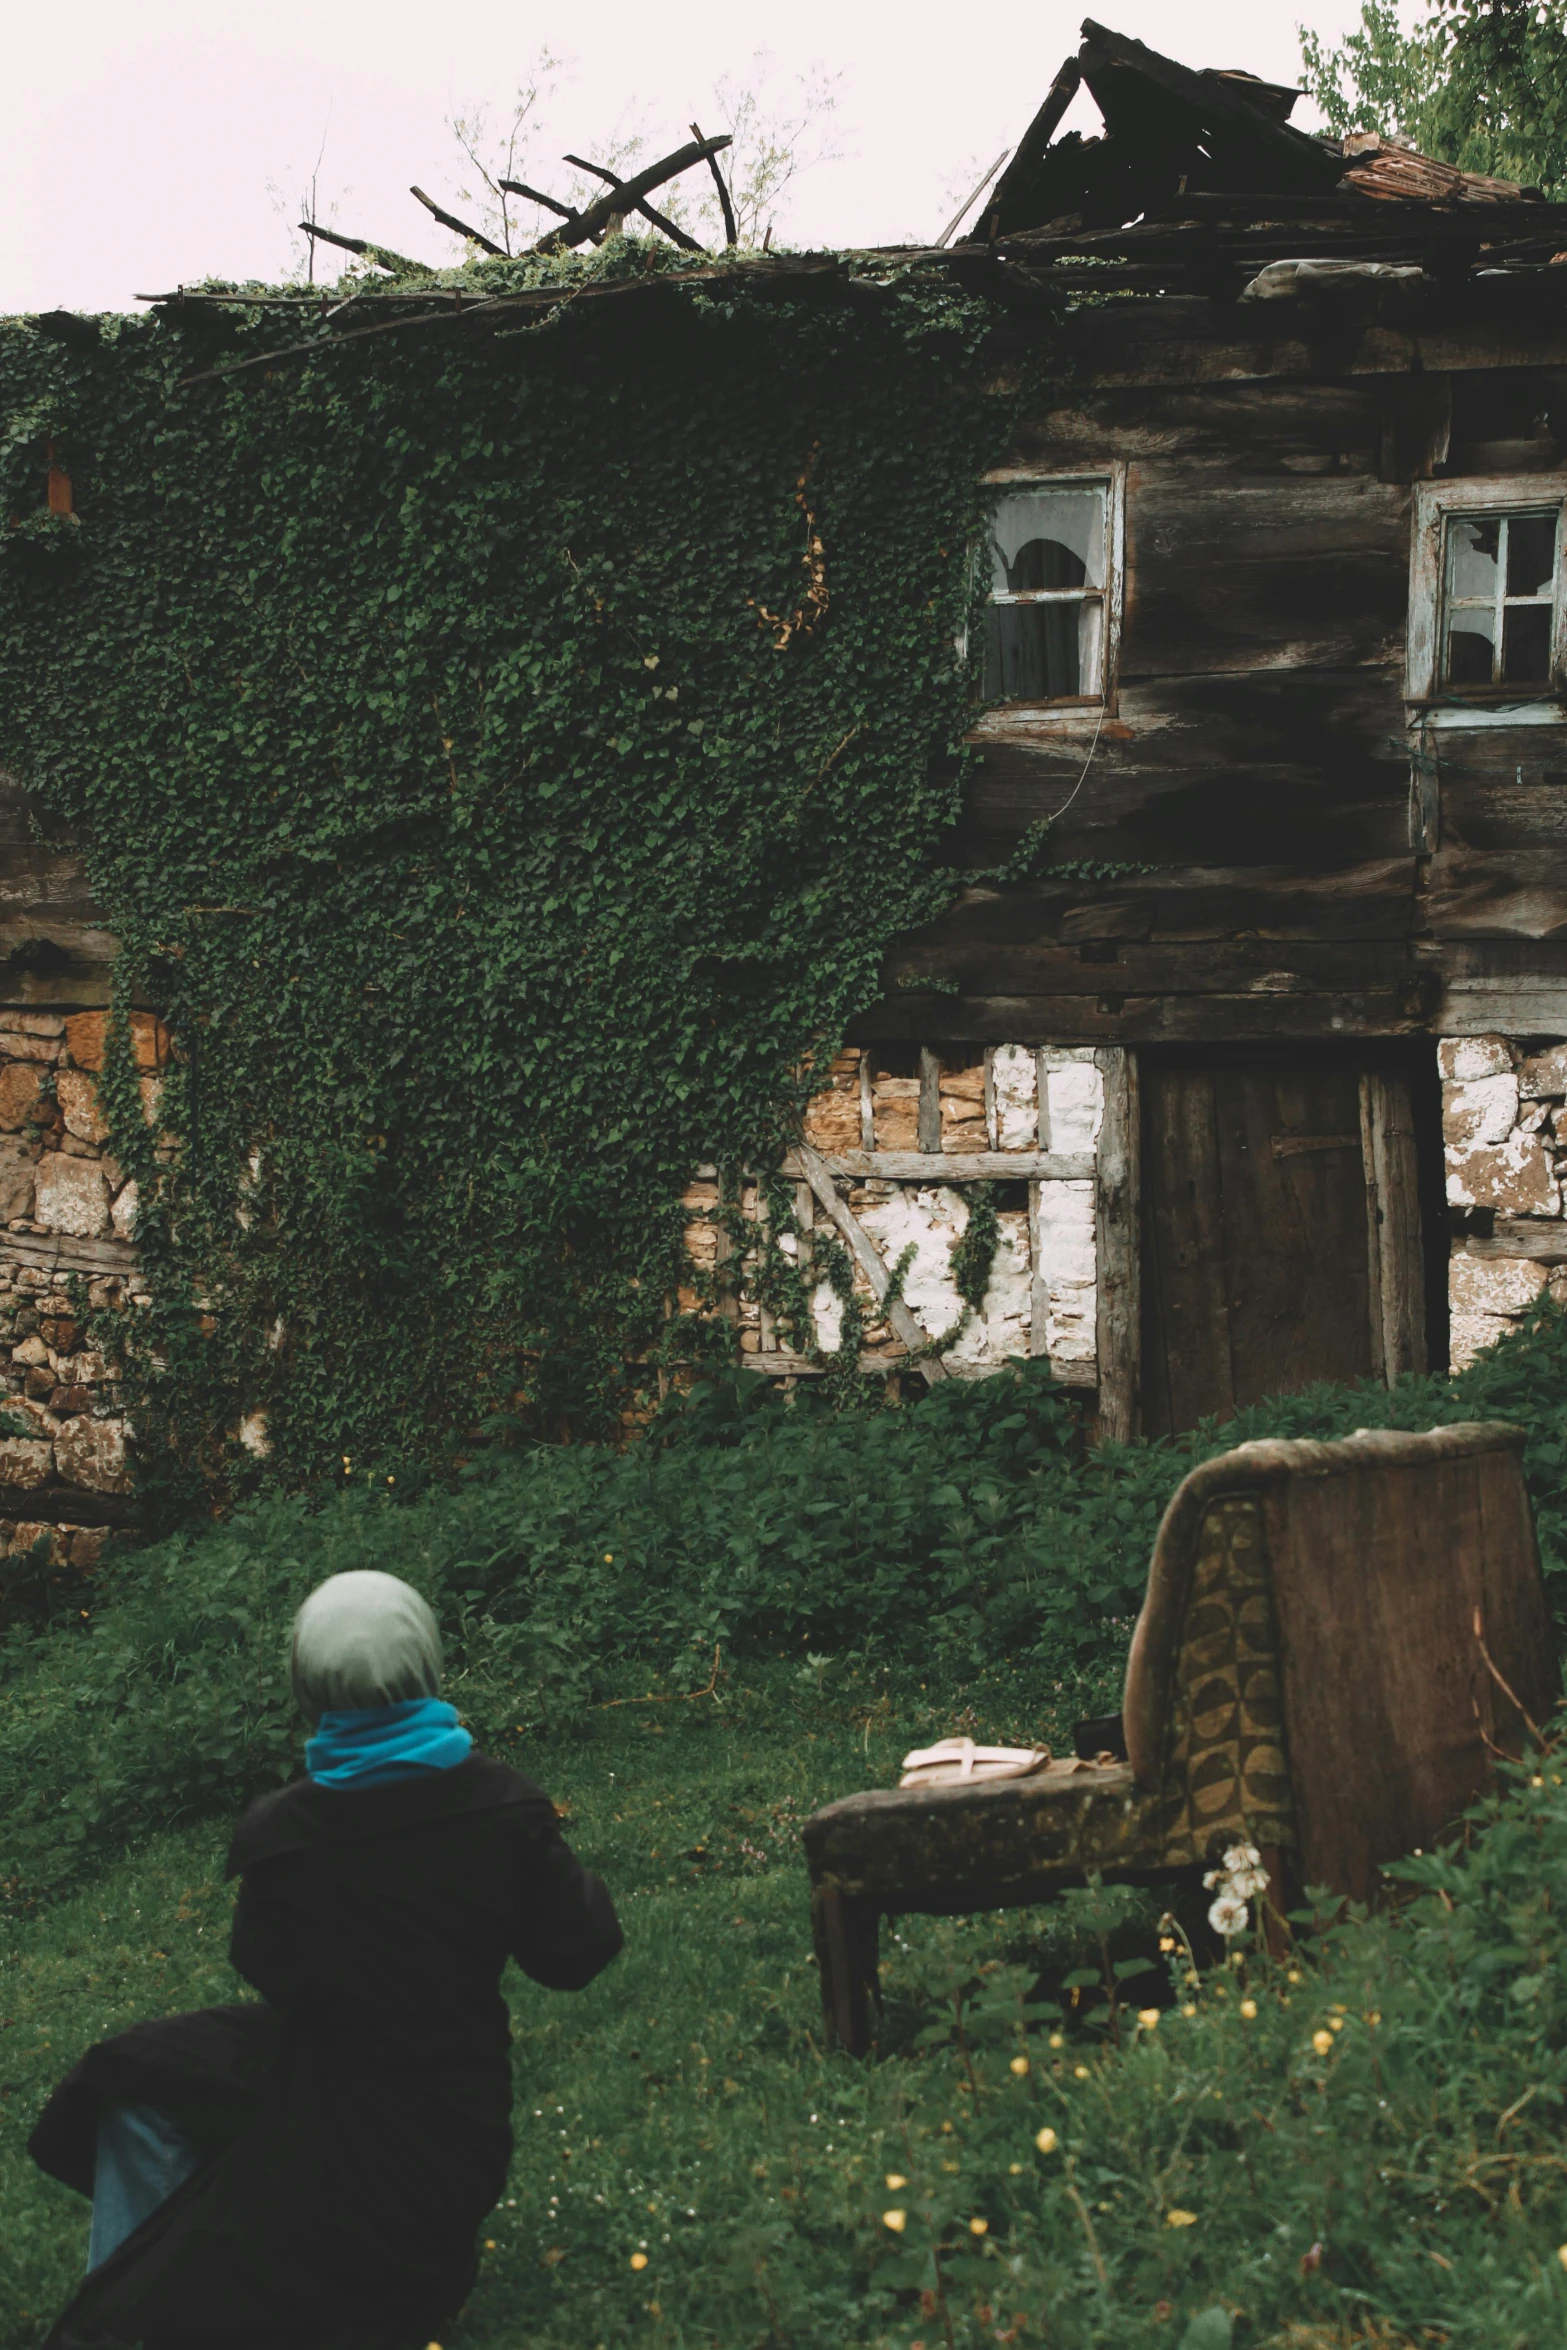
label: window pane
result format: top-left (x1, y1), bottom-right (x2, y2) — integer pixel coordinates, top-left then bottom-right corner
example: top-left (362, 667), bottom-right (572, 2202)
top-left (1503, 601), bottom-right (1552, 683)
top-left (1446, 612), bottom-right (1495, 686)
top-left (989, 485), bottom-right (1105, 596)
top-left (1507, 512), bottom-right (1557, 598)
top-left (984, 597), bottom-right (1103, 700)
top-left (1447, 516), bottom-right (1501, 605)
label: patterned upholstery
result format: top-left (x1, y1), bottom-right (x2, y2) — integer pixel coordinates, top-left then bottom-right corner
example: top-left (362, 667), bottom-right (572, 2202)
top-left (1154, 1495), bottom-right (1296, 1866)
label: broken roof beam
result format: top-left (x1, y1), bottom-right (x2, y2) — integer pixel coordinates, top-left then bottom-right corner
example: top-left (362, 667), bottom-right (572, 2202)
top-left (560, 154), bottom-right (707, 252)
top-left (979, 54), bottom-right (1083, 239)
top-left (528, 132), bottom-right (732, 256)
top-left (299, 220), bottom-right (434, 278)
top-left (1076, 18), bottom-right (1342, 189)
top-left (410, 186), bottom-right (505, 257)
top-left (691, 122), bottom-right (738, 247)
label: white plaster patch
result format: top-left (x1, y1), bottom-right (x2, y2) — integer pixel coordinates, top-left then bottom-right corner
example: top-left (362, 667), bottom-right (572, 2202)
top-left (1443, 1072), bottom-right (1518, 1148)
top-left (1034, 1177), bottom-right (1097, 1373)
top-left (811, 1281), bottom-right (843, 1354)
top-left (1438, 1035), bottom-right (1512, 1082)
top-left (1043, 1052), bottom-right (1104, 1152)
top-left (857, 1185), bottom-right (1033, 1372)
top-left (991, 1045), bottom-right (1037, 1150)
top-left (946, 1210), bottom-right (1033, 1370)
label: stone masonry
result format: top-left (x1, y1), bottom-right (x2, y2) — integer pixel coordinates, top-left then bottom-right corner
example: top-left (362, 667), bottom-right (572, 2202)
top-left (1443, 1033), bottom-right (1567, 1368)
top-left (0, 1009), bottom-right (167, 1564)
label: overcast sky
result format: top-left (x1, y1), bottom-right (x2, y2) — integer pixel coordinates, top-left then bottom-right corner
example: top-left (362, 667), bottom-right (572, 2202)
top-left (5, 0), bottom-right (1392, 317)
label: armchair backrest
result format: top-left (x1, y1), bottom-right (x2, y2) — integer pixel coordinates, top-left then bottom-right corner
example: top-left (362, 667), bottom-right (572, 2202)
top-left (1122, 1422), bottom-right (1557, 1901)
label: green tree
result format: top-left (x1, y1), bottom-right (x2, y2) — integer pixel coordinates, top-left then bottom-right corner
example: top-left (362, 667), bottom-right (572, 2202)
top-left (1299, 0), bottom-right (1567, 196)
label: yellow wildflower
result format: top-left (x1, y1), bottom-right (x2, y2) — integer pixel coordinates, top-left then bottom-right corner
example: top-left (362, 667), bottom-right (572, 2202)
top-left (885, 2173), bottom-right (907, 2190)
top-left (1073, 2064), bottom-right (1090, 2080)
top-left (1137, 2008), bottom-right (1160, 2030)
top-left (1010, 2056), bottom-right (1030, 2075)
top-left (630, 2252), bottom-right (648, 2271)
top-left (1035, 2127), bottom-right (1058, 2154)
top-left (1240, 1999), bottom-right (1258, 2020)
top-left (969, 2217), bottom-right (989, 2236)
top-left (1165, 2209), bottom-right (1198, 2228)
top-left (882, 2210), bottom-right (907, 2234)
top-left (1312, 2030), bottom-right (1334, 2057)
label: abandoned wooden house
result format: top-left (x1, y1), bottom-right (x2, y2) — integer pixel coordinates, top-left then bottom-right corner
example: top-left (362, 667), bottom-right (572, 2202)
top-left (10, 16), bottom-right (1567, 1545)
top-left (705, 20), bottom-right (1567, 1433)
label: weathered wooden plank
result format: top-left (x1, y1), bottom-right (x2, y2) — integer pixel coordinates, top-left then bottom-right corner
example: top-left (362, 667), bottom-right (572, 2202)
top-left (1006, 381), bottom-right (1386, 477)
top-left (1, 1229), bottom-right (138, 1279)
top-left (0, 1485), bottom-right (136, 1528)
top-left (885, 939), bottom-right (1433, 999)
top-left (782, 1149), bottom-right (1094, 1182)
top-left (1060, 298), bottom-right (1567, 389)
top-left (850, 991), bottom-right (1431, 1047)
top-left (1094, 1045), bottom-right (1138, 1440)
top-left (902, 865), bottom-right (1422, 956)
top-left (961, 674), bottom-right (1412, 869)
top-left (1140, 1062), bottom-right (1233, 1436)
top-left (917, 1048), bottom-right (942, 1152)
top-left (1122, 476), bottom-right (1410, 679)
top-left (1463, 1220), bottom-right (1567, 1264)
top-left (1360, 1068), bottom-right (1427, 1384)
top-left (1425, 843), bottom-right (1567, 939)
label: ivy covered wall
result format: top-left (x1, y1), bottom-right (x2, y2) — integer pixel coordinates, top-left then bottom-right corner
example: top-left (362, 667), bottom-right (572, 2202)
top-left (0, 253), bottom-right (1028, 1506)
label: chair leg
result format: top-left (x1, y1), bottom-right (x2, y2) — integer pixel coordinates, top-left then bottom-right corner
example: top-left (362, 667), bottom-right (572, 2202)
top-left (812, 1886), bottom-right (881, 2055)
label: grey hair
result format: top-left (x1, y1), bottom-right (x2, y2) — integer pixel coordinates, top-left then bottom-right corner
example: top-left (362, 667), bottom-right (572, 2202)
top-left (289, 1570), bottom-right (444, 1727)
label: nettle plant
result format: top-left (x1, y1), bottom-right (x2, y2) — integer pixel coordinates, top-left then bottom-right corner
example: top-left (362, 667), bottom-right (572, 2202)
top-left (0, 247), bottom-right (1058, 1505)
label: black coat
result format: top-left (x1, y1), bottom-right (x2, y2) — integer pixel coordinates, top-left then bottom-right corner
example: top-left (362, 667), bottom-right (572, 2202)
top-left (30, 1754), bottom-right (622, 2350)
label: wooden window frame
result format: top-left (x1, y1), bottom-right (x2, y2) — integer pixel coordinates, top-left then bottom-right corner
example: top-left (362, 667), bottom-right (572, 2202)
top-left (1407, 473), bottom-right (1567, 712)
top-left (971, 464), bottom-right (1127, 735)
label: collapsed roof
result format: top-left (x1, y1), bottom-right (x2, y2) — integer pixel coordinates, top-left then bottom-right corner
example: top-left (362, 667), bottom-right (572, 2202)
top-left (972, 17), bottom-right (1543, 241)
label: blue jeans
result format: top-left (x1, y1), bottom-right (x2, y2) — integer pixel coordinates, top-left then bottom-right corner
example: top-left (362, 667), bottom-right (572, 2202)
top-left (87, 2101), bottom-right (203, 2270)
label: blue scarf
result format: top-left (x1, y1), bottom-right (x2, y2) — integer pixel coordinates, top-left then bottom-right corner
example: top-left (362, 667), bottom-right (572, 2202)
top-left (305, 1696), bottom-right (472, 1788)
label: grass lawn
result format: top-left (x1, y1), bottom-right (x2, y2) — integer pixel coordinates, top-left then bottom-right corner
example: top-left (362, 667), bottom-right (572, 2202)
top-left (7, 1656), bottom-right (1567, 2350)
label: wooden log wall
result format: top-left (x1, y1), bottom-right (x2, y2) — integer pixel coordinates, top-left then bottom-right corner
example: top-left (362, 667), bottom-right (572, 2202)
top-left (855, 332), bottom-right (1567, 1050)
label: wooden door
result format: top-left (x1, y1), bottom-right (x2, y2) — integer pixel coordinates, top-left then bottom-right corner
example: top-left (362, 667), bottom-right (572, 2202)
top-left (1140, 1054), bottom-right (1426, 1437)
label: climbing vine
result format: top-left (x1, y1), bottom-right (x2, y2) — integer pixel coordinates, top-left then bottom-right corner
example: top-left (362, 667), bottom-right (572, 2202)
top-left (0, 244), bottom-right (1053, 1506)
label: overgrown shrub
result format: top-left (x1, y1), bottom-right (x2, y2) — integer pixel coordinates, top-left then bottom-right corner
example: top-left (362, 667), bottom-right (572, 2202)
top-left (5, 1308), bottom-right (1567, 1897)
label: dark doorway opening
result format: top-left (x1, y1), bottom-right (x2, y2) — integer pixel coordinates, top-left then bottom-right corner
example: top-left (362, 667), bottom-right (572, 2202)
top-left (1139, 1043), bottom-right (1446, 1438)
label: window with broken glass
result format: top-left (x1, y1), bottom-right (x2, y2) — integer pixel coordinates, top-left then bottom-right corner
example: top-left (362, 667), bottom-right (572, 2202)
top-left (983, 480), bottom-right (1111, 703)
top-left (1442, 505), bottom-right (1564, 692)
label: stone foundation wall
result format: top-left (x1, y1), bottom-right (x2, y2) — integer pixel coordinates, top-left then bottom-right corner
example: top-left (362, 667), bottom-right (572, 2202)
top-left (1443, 1033), bottom-right (1567, 1367)
top-left (0, 1009), bottom-right (165, 1563)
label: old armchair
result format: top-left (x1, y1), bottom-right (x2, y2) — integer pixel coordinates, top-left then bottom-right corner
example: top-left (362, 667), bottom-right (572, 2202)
top-left (802, 1420), bottom-right (1557, 2054)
